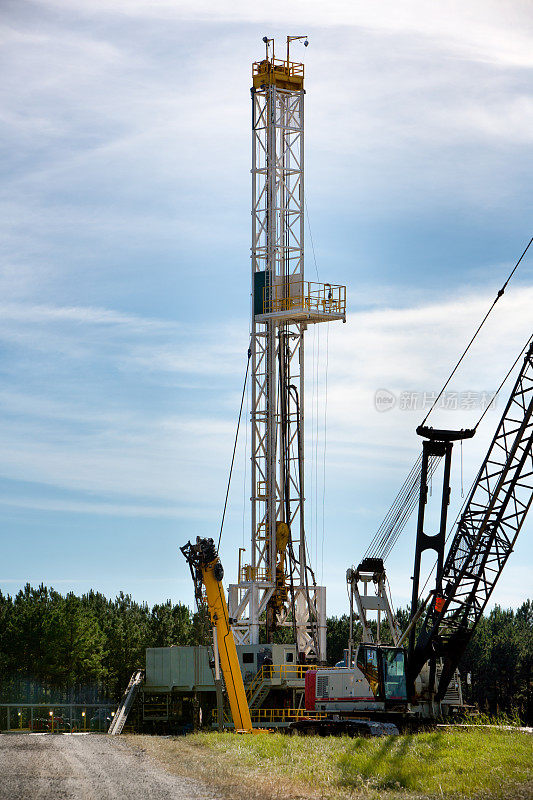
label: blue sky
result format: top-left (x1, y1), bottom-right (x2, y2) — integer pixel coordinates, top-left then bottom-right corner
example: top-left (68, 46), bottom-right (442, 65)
top-left (1, 0), bottom-right (532, 618)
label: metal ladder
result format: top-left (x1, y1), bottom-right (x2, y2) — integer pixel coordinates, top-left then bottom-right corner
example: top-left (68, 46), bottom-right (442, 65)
top-left (108, 669), bottom-right (144, 735)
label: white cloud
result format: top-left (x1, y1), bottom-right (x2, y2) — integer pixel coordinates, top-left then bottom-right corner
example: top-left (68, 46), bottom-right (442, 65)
top-left (0, 286), bottom-right (529, 525)
top-left (321, 285), bottom-right (533, 463)
top-left (0, 302), bottom-right (172, 327)
top-left (0, 286), bottom-right (530, 613)
top-left (29, 0), bottom-right (533, 70)
top-left (0, 301), bottom-right (249, 508)
top-left (0, 494), bottom-right (199, 519)
top-left (2, 0), bottom-right (530, 244)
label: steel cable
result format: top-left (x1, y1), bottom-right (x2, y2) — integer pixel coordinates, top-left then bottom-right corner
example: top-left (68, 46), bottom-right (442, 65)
top-left (364, 453), bottom-right (442, 562)
top-left (474, 332), bottom-right (533, 430)
top-left (421, 236), bottom-right (532, 427)
top-left (217, 345), bottom-right (252, 551)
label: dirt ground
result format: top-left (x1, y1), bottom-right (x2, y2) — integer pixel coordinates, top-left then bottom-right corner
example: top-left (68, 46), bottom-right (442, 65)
top-left (0, 733), bottom-right (221, 800)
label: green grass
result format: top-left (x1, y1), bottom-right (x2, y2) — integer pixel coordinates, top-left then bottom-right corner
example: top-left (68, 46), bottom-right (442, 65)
top-left (184, 728), bottom-right (532, 799)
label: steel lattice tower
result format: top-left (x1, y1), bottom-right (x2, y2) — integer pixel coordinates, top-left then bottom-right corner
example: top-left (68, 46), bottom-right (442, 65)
top-left (228, 39), bottom-right (346, 662)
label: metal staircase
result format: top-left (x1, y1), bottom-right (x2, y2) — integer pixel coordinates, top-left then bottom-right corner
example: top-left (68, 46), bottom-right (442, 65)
top-left (249, 682), bottom-right (271, 710)
top-left (108, 669), bottom-right (144, 735)
top-left (245, 663), bottom-right (310, 709)
top-left (245, 665), bottom-right (270, 708)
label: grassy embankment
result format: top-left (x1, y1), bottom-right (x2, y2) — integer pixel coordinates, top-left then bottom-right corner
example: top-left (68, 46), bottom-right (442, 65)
top-left (129, 727), bottom-right (532, 800)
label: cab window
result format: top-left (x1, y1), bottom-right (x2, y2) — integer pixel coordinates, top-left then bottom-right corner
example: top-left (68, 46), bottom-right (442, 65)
top-left (382, 649), bottom-right (407, 701)
top-left (357, 646), bottom-right (380, 697)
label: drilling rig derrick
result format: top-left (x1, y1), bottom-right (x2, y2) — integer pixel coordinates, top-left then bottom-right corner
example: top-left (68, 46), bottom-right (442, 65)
top-left (228, 37), bottom-right (346, 663)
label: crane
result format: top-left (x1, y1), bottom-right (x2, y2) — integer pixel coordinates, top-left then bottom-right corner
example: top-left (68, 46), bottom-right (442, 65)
top-left (409, 340), bottom-right (533, 701)
top-left (181, 537), bottom-right (255, 734)
top-left (297, 338), bottom-right (533, 729)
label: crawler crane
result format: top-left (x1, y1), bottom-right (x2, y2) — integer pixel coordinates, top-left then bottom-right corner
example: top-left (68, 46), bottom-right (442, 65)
top-left (298, 340), bottom-right (533, 731)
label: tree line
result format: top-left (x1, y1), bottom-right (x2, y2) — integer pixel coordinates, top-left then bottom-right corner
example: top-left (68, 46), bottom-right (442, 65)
top-left (0, 584), bottom-right (531, 722)
top-left (0, 584), bottom-right (195, 704)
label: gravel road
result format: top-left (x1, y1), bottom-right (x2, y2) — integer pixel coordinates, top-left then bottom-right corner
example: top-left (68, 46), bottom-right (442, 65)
top-left (0, 733), bottom-right (221, 800)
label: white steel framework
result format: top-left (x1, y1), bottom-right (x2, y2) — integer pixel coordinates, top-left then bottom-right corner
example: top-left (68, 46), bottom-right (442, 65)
top-left (228, 46), bottom-right (345, 662)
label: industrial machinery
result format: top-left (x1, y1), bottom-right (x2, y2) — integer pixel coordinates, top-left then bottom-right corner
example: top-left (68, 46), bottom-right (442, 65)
top-left (134, 39), bottom-right (344, 732)
top-left (177, 42), bottom-right (530, 734)
top-left (408, 340), bottom-right (533, 707)
top-left (181, 537), bottom-right (255, 733)
top-left (300, 340), bottom-right (533, 729)
top-left (228, 36), bottom-right (346, 663)
top-left (113, 39), bottom-right (531, 736)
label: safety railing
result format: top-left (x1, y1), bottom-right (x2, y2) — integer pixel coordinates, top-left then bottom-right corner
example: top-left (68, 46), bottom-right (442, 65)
top-left (238, 566), bottom-right (272, 583)
top-left (245, 665), bottom-right (265, 701)
top-left (264, 281), bottom-right (346, 317)
top-left (252, 58), bottom-right (305, 80)
top-left (251, 707), bottom-right (328, 723)
top-left (269, 664), bottom-right (314, 681)
top-left (213, 707), bottom-right (328, 725)
top-left (213, 707), bottom-right (232, 724)
top-left (245, 663), bottom-right (313, 702)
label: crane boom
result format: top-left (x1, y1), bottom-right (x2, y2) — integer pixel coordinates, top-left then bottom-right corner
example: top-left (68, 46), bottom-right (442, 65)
top-left (411, 341), bottom-right (533, 699)
top-left (181, 537), bottom-right (254, 733)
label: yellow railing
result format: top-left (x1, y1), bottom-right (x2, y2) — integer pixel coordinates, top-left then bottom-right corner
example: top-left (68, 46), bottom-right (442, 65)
top-left (269, 664), bottom-right (313, 680)
top-left (251, 707), bottom-right (328, 723)
top-left (213, 707), bottom-right (232, 723)
top-left (252, 58), bottom-right (304, 80)
top-left (238, 566), bottom-right (272, 583)
top-left (256, 481), bottom-right (269, 499)
top-left (245, 665), bottom-right (265, 701)
top-left (264, 281), bottom-right (346, 317)
top-left (246, 663), bottom-right (313, 701)
top-left (213, 707), bottom-right (328, 725)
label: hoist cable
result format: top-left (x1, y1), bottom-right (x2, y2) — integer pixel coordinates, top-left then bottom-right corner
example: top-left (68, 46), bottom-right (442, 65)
top-left (241, 366), bottom-right (250, 549)
top-left (421, 235), bottom-right (533, 427)
top-left (315, 325), bottom-right (320, 571)
top-left (304, 197), bottom-right (320, 282)
top-left (365, 455), bottom-right (423, 559)
top-left (365, 457), bottom-right (422, 559)
top-left (382, 455), bottom-right (441, 561)
top-left (474, 332), bottom-right (533, 431)
top-left (217, 345), bottom-right (252, 551)
top-left (321, 321), bottom-right (330, 584)
top-left (364, 453), bottom-right (441, 562)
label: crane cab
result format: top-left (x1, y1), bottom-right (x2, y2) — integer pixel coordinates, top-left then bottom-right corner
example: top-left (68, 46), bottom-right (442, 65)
top-left (305, 645), bottom-right (408, 714)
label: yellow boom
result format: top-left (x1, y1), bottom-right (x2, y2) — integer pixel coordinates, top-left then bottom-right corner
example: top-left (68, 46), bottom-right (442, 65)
top-left (181, 537), bottom-right (254, 733)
